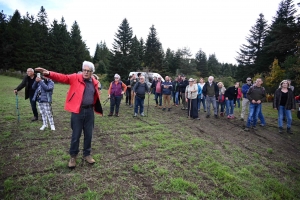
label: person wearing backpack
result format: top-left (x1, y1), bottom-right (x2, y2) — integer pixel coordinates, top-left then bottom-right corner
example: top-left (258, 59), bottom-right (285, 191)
top-left (216, 82), bottom-right (226, 117)
top-left (244, 78), bottom-right (266, 131)
top-left (107, 74), bottom-right (127, 117)
top-left (224, 82), bottom-right (239, 119)
top-left (133, 75), bottom-right (150, 117)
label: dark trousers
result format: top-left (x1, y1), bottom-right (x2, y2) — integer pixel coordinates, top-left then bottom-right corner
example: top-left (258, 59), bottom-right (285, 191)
top-left (110, 96), bottom-right (122, 114)
top-left (126, 90), bottom-right (131, 105)
top-left (30, 95), bottom-right (38, 118)
top-left (155, 93), bottom-right (162, 106)
top-left (187, 98), bottom-right (198, 118)
top-left (70, 107), bottom-right (94, 156)
top-left (134, 96), bottom-right (145, 114)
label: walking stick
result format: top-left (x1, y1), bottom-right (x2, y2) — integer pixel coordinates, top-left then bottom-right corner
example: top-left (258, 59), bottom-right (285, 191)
top-left (147, 93), bottom-right (150, 117)
top-left (189, 92), bottom-right (192, 119)
top-left (16, 92), bottom-right (20, 123)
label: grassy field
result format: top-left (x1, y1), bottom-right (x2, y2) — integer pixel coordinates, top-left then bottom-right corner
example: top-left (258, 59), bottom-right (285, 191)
top-left (0, 75), bottom-right (300, 199)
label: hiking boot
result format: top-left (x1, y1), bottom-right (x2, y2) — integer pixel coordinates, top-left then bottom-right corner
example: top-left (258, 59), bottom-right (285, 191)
top-left (115, 113), bottom-right (119, 117)
top-left (50, 125), bottom-right (55, 131)
top-left (214, 115), bottom-right (219, 119)
top-left (260, 124), bottom-right (265, 127)
top-left (244, 127), bottom-right (250, 131)
top-left (108, 112), bottom-right (113, 116)
top-left (240, 118), bottom-right (244, 121)
top-left (220, 112), bottom-right (224, 117)
top-left (196, 118), bottom-right (200, 120)
top-left (133, 113), bottom-right (137, 117)
top-left (40, 125), bottom-right (48, 130)
top-left (141, 112), bottom-right (145, 117)
top-left (206, 115), bottom-right (210, 118)
top-left (68, 156), bottom-right (77, 168)
top-left (84, 155), bottom-right (95, 164)
top-left (168, 108), bottom-right (171, 111)
top-left (287, 127), bottom-right (292, 134)
top-left (227, 115), bottom-right (231, 119)
top-left (155, 104), bottom-right (158, 107)
top-left (162, 108), bottom-right (166, 111)
top-left (279, 127), bottom-right (283, 134)
top-left (31, 117), bottom-right (38, 122)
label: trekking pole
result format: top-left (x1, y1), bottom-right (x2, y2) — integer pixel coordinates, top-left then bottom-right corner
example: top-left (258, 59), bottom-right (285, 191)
top-left (189, 92), bottom-right (192, 119)
top-left (147, 93), bottom-right (150, 117)
top-left (16, 92), bottom-right (20, 123)
top-left (103, 98), bottom-right (109, 106)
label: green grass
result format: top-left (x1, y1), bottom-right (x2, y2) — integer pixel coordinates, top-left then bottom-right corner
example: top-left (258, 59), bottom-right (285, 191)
top-left (0, 75), bottom-right (300, 199)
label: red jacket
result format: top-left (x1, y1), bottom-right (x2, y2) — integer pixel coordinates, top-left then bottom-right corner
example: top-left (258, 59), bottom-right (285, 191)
top-left (46, 71), bottom-right (102, 115)
top-left (237, 88), bottom-right (242, 99)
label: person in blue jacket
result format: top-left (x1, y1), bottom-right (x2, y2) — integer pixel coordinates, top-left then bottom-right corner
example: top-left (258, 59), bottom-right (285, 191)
top-left (32, 76), bottom-right (55, 131)
top-left (162, 76), bottom-right (173, 111)
top-left (240, 77), bottom-right (252, 121)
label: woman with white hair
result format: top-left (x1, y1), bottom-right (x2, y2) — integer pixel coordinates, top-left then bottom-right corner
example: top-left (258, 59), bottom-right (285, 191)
top-left (217, 82), bottom-right (226, 117)
top-left (185, 78), bottom-right (200, 120)
top-left (273, 80), bottom-right (296, 134)
top-left (107, 74), bottom-right (127, 117)
top-left (35, 61), bottom-right (103, 168)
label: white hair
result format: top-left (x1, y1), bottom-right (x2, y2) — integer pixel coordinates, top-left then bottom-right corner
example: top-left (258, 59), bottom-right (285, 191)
top-left (82, 61), bottom-right (95, 73)
top-left (27, 68), bottom-right (34, 72)
top-left (140, 75), bottom-right (145, 79)
top-left (114, 73), bottom-right (120, 79)
top-left (208, 76), bottom-right (214, 81)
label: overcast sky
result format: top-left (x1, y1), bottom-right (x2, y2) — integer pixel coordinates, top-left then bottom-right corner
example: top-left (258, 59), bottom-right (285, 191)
top-left (1, 0), bottom-right (298, 64)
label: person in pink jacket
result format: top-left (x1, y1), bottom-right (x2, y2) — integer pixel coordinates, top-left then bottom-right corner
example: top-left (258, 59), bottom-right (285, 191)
top-left (35, 61), bottom-right (102, 169)
top-left (237, 86), bottom-right (242, 108)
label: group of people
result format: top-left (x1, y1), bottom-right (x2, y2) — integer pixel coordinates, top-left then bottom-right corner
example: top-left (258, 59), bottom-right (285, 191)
top-left (14, 61), bottom-right (298, 169)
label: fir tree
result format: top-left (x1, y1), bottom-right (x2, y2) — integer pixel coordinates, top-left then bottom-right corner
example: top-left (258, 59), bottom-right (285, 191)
top-left (195, 49), bottom-right (208, 77)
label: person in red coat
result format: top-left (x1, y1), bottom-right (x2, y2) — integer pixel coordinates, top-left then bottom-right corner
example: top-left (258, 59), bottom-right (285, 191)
top-left (35, 61), bottom-right (102, 169)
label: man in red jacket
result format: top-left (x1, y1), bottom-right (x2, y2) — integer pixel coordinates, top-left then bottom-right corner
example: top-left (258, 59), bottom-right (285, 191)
top-left (35, 61), bottom-right (102, 169)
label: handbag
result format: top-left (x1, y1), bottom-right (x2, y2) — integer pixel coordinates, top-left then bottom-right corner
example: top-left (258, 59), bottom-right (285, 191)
top-left (218, 94), bottom-right (225, 103)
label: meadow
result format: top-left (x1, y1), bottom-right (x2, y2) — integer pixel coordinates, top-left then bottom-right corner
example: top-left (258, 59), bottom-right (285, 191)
top-left (0, 75), bottom-right (299, 199)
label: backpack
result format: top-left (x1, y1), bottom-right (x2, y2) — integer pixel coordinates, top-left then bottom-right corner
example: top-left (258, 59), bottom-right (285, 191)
top-left (135, 82), bottom-right (149, 99)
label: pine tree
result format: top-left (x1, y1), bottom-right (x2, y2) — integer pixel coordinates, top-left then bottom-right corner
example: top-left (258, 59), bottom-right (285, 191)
top-left (0, 10), bottom-right (7, 70)
top-left (94, 41), bottom-right (111, 74)
top-left (71, 21), bottom-right (90, 72)
top-left (257, 0), bottom-right (299, 72)
top-left (108, 18), bottom-right (133, 80)
top-left (207, 53), bottom-right (221, 76)
top-left (236, 13), bottom-right (268, 66)
top-left (129, 36), bottom-right (143, 71)
top-left (195, 49), bottom-right (208, 78)
top-left (144, 25), bottom-right (164, 72)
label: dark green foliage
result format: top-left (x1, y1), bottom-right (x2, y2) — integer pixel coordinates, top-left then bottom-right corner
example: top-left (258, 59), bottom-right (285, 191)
top-left (94, 41), bottom-right (111, 74)
top-left (207, 54), bottom-right (221, 76)
top-left (144, 25), bottom-right (164, 72)
top-left (107, 18), bottom-right (133, 81)
top-left (195, 49), bottom-right (208, 78)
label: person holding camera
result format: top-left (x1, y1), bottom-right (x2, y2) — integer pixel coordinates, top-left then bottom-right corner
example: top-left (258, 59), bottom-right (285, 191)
top-left (32, 75), bottom-right (55, 130)
top-left (14, 68), bottom-right (38, 121)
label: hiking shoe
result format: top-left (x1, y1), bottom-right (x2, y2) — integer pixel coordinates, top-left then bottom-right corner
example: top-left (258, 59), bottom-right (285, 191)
top-left (287, 127), bottom-right (292, 134)
top-left (40, 125), bottom-right (48, 130)
top-left (244, 127), bottom-right (250, 131)
top-left (50, 125), bottom-right (55, 131)
top-left (115, 113), bottom-right (119, 117)
top-left (206, 115), bottom-right (210, 118)
top-left (68, 156), bottom-right (76, 168)
top-left (129, 105), bottom-right (133, 108)
top-left (220, 112), bottom-right (224, 117)
top-left (185, 107), bottom-right (188, 110)
top-left (31, 117), bottom-right (38, 122)
top-left (214, 115), bottom-right (219, 119)
top-left (140, 112), bottom-right (145, 117)
top-left (108, 112), bottom-right (113, 116)
top-left (155, 104), bottom-right (158, 107)
top-left (240, 118), bottom-right (244, 121)
top-left (279, 127), bottom-right (283, 134)
top-left (168, 108), bottom-right (171, 111)
top-left (227, 115), bottom-right (231, 119)
top-left (133, 113), bottom-right (137, 117)
top-left (181, 107), bottom-right (185, 110)
top-left (162, 108), bottom-right (166, 111)
top-left (231, 115), bottom-right (235, 119)
top-left (260, 124), bottom-right (265, 127)
top-left (252, 126), bottom-right (257, 130)
top-left (196, 118), bottom-right (200, 120)
top-left (84, 155), bottom-right (95, 164)
top-left (204, 110), bottom-right (207, 112)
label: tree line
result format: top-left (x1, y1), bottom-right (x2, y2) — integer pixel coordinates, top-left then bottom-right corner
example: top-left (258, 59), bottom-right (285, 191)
top-left (0, 0), bottom-right (299, 92)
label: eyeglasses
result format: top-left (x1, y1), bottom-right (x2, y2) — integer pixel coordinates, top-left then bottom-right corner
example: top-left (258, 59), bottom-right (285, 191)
top-left (82, 69), bottom-right (92, 73)
top-left (247, 80), bottom-right (252, 81)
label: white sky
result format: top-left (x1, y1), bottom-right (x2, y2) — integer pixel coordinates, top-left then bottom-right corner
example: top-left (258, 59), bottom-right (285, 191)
top-left (1, 0), bottom-right (298, 64)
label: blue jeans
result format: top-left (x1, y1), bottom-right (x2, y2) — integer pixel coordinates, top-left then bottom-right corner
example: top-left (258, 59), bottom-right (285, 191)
top-left (135, 96), bottom-right (145, 114)
top-left (226, 100), bottom-right (235, 116)
top-left (155, 93), bottom-right (162, 106)
top-left (198, 96), bottom-right (206, 111)
top-left (278, 106), bottom-right (292, 128)
top-left (246, 103), bottom-right (261, 127)
top-left (30, 95), bottom-right (38, 118)
top-left (70, 107), bottom-right (94, 156)
top-left (258, 106), bottom-right (266, 125)
top-left (237, 98), bottom-right (241, 108)
top-left (110, 95), bottom-right (122, 113)
top-left (175, 92), bottom-right (179, 105)
top-left (217, 101), bottom-right (225, 114)
top-left (206, 96), bottom-right (217, 115)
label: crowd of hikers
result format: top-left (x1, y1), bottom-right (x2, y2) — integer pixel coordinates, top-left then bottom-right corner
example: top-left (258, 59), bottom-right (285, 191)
top-left (13, 61), bottom-right (299, 168)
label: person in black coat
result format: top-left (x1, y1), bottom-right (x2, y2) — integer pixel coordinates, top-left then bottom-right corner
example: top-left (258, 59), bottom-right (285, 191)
top-left (14, 68), bottom-right (38, 121)
top-left (224, 82), bottom-right (239, 119)
top-left (202, 76), bottom-right (219, 118)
